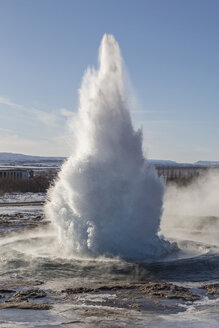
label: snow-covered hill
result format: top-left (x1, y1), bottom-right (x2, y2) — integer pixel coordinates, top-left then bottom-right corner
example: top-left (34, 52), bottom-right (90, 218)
top-left (0, 152), bottom-right (65, 162)
top-left (149, 159), bottom-right (194, 166)
top-left (195, 161), bottom-right (219, 166)
top-left (0, 152), bottom-right (66, 167)
top-left (1, 152), bottom-right (218, 168)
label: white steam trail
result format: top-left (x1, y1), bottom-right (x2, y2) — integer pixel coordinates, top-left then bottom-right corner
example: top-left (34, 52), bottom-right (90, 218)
top-left (161, 170), bottom-right (219, 248)
top-left (45, 34), bottom-right (170, 260)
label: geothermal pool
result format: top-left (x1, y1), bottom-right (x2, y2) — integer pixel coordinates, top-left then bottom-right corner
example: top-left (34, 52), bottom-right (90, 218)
top-left (0, 201), bottom-right (219, 327)
top-left (0, 35), bottom-right (219, 327)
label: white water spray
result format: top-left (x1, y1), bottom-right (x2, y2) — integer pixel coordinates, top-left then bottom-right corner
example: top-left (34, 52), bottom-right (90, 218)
top-left (45, 34), bottom-right (170, 260)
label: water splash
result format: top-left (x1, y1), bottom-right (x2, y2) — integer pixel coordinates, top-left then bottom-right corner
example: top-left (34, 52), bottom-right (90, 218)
top-left (45, 34), bottom-right (170, 260)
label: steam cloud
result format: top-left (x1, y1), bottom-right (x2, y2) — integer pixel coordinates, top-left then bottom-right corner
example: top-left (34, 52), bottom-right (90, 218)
top-left (45, 34), bottom-right (171, 260)
top-left (161, 170), bottom-right (219, 248)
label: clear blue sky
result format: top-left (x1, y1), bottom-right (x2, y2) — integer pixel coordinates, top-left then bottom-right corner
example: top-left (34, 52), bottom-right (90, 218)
top-left (0, 0), bottom-right (219, 162)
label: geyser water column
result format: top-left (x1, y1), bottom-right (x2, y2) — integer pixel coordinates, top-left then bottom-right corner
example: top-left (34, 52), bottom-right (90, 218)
top-left (45, 34), bottom-right (170, 260)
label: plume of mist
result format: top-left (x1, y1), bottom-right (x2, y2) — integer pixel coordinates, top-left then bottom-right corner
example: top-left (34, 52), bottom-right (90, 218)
top-left (160, 170), bottom-right (219, 248)
top-left (45, 34), bottom-right (171, 260)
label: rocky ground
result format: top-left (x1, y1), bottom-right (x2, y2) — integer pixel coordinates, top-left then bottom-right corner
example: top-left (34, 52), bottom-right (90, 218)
top-left (200, 283), bottom-right (219, 295)
top-left (0, 279), bottom-right (217, 311)
top-left (0, 212), bottom-right (49, 235)
top-left (0, 209), bottom-right (219, 327)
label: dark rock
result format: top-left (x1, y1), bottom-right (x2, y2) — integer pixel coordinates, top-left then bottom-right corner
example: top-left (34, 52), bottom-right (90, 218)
top-left (200, 283), bottom-right (219, 295)
top-left (0, 288), bottom-right (15, 293)
top-left (6, 288), bottom-right (46, 302)
top-left (0, 301), bottom-right (51, 310)
top-left (63, 287), bottom-right (94, 294)
top-left (0, 280), bottom-right (44, 288)
top-left (138, 282), bottom-right (200, 301)
top-left (80, 308), bottom-right (124, 317)
top-left (62, 281), bottom-right (200, 301)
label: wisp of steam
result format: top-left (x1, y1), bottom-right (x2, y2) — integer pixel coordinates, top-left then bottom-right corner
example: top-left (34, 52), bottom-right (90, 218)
top-left (161, 170), bottom-right (219, 248)
top-left (45, 34), bottom-right (171, 260)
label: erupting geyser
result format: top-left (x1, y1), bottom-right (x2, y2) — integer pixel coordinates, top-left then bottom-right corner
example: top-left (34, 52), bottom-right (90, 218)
top-left (45, 34), bottom-right (170, 260)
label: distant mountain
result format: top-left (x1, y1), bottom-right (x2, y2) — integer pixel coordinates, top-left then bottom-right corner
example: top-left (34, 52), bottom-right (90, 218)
top-left (195, 161), bottom-right (219, 166)
top-left (0, 152), bottom-right (66, 167)
top-left (0, 153), bottom-right (181, 166)
top-left (149, 159), bottom-right (176, 165)
top-left (1, 152), bottom-right (218, 168)
top-left (0, 152), bottom-right (66, 162)
top-left (149, 159), bottom-right (193, 166)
